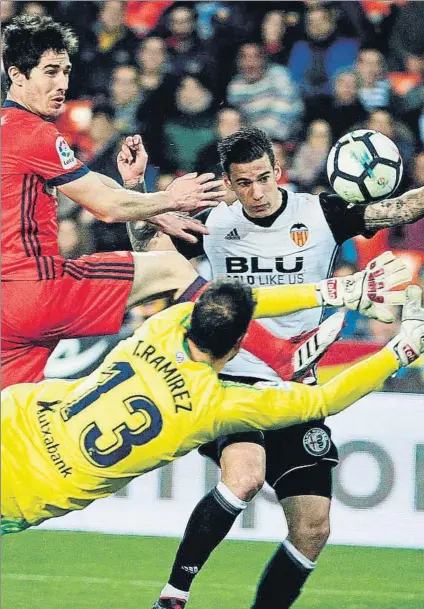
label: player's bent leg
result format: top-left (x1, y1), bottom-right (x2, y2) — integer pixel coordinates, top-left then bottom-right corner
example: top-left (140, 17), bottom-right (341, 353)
top-left (283, 494), bottom-right (331, 561)
top-left (155, 434), bottom-right (265, 608)
top-left (252, 423), bottom-right (337, 609)
top-left (220, 440), bottom-right (266, 501)
top-left (252, 485), bottom-right (332, 609)
top-left (127, 251), bottom-right (198, 309)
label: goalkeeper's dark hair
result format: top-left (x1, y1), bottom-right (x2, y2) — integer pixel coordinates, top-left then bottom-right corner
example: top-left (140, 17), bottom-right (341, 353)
top-left (2, 15), bottom-right (78, 89)
top-left (187, 280), bottom-right (255, 359)
top-left (218, 127), bottom-right (275, 176)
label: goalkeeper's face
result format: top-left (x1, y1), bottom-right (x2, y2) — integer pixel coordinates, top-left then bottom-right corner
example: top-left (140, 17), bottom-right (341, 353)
top-left (224, 154), bottom-right (282, 218)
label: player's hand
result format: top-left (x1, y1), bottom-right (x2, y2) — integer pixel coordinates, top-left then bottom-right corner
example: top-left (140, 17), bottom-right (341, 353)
top-left (117, 134), bottom-right (148, 185)
top-left (317, 251), bottom-right (412, 323)
top-left (387, 285), bottom-right (424, 366)
top-left (148, 212), bottom-right (209, 243)
top-left (166, 173), bottom-right (226, 213)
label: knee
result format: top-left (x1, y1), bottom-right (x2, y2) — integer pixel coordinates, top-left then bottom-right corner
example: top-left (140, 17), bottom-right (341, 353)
top-left (221, 467), bottom-right (264, 502)
top-left (289, 513), bottom-right (330, 554)
top-left (220, 443), bottom-right (266, 501)
top-left (222, 472), bottom-right (264, 501)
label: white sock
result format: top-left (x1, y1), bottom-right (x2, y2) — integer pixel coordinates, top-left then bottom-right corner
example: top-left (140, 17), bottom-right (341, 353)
top-left (282, 538), bottom-right (316, 571)
top-left (160, 583), bottom-right (189, 602)
top-left (216, 481), bottom-right (249, 511)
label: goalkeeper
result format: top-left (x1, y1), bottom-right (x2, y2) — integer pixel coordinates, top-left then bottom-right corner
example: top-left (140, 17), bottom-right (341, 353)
top-left (2, 270), bottom-right (421, 536)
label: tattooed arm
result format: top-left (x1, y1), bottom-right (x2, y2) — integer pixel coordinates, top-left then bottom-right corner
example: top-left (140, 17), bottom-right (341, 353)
top-left (364, 186), bottom-right (424, 230)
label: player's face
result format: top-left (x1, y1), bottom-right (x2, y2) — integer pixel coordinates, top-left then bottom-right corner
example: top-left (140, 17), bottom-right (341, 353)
top-left (21, 50), bottom-right (71, 118)
top-left (224, 154), bottom-right (282, 218)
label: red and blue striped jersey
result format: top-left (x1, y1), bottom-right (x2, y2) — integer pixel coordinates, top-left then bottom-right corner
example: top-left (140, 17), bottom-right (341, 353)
top-left (1, 100), bottom-right (89, 280)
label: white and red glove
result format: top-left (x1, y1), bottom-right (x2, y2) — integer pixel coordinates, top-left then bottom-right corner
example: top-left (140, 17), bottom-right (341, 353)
top-left (316, 251), bottom-right (411, 323)
top-left (387, 285), bottom-right (424, 367)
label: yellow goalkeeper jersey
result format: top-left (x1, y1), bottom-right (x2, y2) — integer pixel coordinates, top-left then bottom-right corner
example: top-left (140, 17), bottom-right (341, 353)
top-left (1, 302), bottom-right (398, 531)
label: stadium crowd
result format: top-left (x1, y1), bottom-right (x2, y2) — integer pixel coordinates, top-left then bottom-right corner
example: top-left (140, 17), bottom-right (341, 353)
top-left (2, 0), bottom-right (423, 342)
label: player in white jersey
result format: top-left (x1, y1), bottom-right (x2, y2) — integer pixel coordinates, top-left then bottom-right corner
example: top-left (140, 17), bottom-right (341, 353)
top-left (145, 127), bottom-right (424, 609)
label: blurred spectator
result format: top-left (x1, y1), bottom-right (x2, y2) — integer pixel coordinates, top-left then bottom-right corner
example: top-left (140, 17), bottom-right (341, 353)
top-left (58, 218), bottom-right (94, 259)
top-left (0, 0), bottom-right (17, 25)
top-left (88, 0), bottom-right (139, 96)
top-left (195, 107), bottom-right (243, 175)
top-left (110, 64), bottom-right (142, 134)
top-left (195, 2), bottom-right (228, 41)
top-left (366, 109), bottom-right (416, 166)
top-left (161, 74), bottom-right (216, 173)
top-left (310, 70), bottom-right (367, 139)
top-left (135, 36), bottom-right (177, 131)
top-left (160, 4), bottom-right (217, 88)
top-left (389, 152), bottom-right (424, 252)
top-left (397, 80), bottom-right (424, 149)
top-left (272, 141), bottom-right (296, 191)
top-left (227, 42), bottom-right (304, 141)
top-left (388, 2), bottom-right (424, 72)
top-left (355, 48), bottom-right (397, 112)
top-left (289, 119), bottom-right (332, 190)
top-left (87, 104), bottom-right (121, 182)
top-left (288, 6), bottom-right (359, 101)
top-left (20, 1), bottom-right (51, 17)
top-left (137, 36), bottom-right (169, 91)
top-left (257, 10), bottom-right (299, 66)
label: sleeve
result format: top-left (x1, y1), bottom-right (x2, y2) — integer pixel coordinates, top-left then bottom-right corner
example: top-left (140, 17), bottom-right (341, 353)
top-left (23, 122), bottom-right (89, 185)
top-left (214, 347), bottom-right (399, 436)
top-left (319, 192), bottom-right (377, 244)
top-left (170, 208), bottom-right (213, 259)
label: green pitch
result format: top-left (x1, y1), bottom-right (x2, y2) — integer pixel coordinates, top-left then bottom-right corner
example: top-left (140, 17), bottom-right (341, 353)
top-left (2, 530), bottom-right (423, 609)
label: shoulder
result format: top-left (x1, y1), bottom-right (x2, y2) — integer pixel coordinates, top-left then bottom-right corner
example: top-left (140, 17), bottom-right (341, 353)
top-left (207, 201), bottom-right (242, 223)
top-left (287, 190), bottom-right (320, 211)
top-left (24, 119), bottom-right (61, 151)
top-left (153, 303), bottom-right (194, 330)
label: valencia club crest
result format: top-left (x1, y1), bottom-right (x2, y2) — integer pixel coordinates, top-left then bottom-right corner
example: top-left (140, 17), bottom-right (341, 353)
top-left (290, 223), bottom-right (309, 247)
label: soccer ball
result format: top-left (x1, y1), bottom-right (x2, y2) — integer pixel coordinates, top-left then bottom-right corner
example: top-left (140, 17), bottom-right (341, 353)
top-left (326, 129), bottom-right (403, 204)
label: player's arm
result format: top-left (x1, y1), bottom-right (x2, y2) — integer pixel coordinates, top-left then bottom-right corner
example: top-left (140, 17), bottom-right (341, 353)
top-left (252, 251), bottom-right (411, 323)
top-left (216, 347), bottom-right (399, 435)
top-left (363, 186), bottom-right (424, 230)
top-left (24, 126), bottom-right (224, 222)
top-left (58, 170), bottom-right (224, 223)
top-left (116, 135), bottom-right (213, 243)
top-left (217, 285), bottom-right (424, 434)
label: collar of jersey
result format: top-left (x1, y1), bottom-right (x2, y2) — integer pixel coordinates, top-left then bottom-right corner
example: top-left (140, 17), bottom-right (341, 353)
top-left (2, 99), bottom-right (40, 116)
top-left (241, 188), bottom-right (288, 227)
top-left (180, 314), bottom-right (213, 369)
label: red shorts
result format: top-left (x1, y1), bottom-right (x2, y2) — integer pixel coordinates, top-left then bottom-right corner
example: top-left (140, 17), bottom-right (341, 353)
top-left (2, 252), bottom-right (134, 388)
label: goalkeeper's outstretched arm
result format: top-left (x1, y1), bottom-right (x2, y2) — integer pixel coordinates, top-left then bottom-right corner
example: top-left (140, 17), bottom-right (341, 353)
top-left (216, 286), bottom-right (423, 436)
top-left (252, 251), bottom-right (411, 323)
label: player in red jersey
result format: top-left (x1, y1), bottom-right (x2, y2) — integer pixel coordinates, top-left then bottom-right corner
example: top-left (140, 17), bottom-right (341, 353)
top-left (1, 15), bottom-right (225, 388)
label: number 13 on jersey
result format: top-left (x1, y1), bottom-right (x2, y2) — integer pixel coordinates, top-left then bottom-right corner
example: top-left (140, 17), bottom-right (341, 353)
top-left (61, 362), bottom-right (163, 468)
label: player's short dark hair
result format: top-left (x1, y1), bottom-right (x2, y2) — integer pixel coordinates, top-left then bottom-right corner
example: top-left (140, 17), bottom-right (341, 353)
top-left (187, 280), bottom-right (255, 359)
top-left (218, 127), bottom-right (275, 176)
top-left (2, 15), bottom-right (78, 89)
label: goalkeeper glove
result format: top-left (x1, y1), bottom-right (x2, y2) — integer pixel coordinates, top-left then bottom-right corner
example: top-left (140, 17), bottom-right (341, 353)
top-left (387, 285), bottom-right (424, 367)
top-left (316, 251), bottom-right (411, 323)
